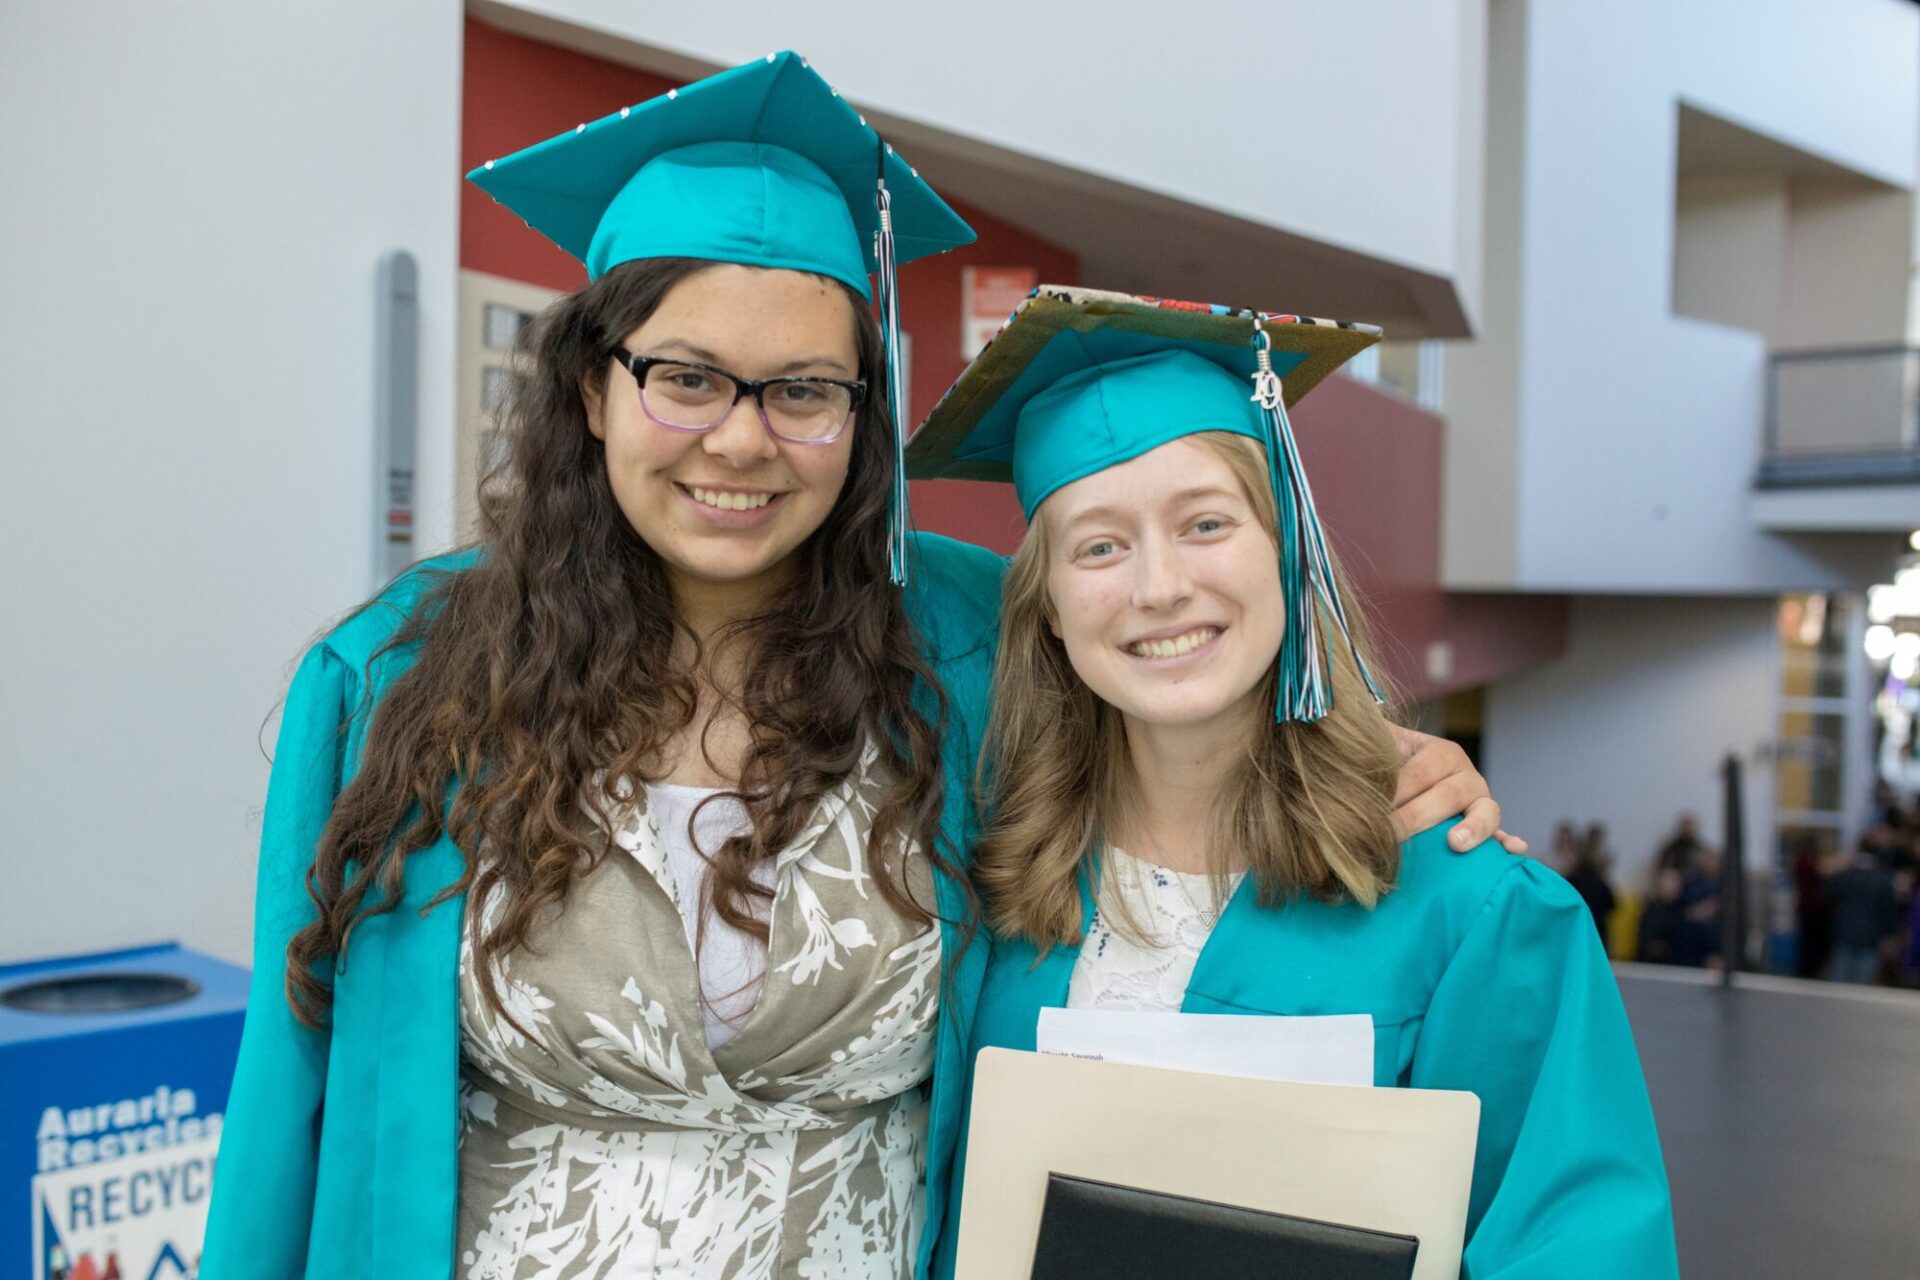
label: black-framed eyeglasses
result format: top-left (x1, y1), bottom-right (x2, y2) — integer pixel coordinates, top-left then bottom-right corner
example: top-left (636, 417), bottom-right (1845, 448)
top-left (611, 349), bottom-right (867, 445)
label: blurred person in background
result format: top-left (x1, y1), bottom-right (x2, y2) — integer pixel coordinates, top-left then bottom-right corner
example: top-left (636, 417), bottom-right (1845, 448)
top-left (1889, 816), bottom-right (1918, 985)
top-left (1894, 864), bottom-right (1919, 987)
top-left (1567, 823), bottom-right (1618, 948)
top-left (1871, 778), bottom-right (1905, 829)
top-left (1550, 820), bottom-right (1581, 871)
top-left (1635, 850), bottom-right (1721, 970)
top-left (1638, 866), bottom-right (1685, 965)
top-left (1653, 813), bottom-right (1704, 878)
top-left (1677, 847), bottom-right (1724, 970)
top-left (1790, 835), bottom-right (1834, 979)
top-left (1635, 867), bottom-right (1681, 967)
top-left (1825, 847), bottom-right (1899, 985)
top-left (1861, 819), bottom-right (1903, 866)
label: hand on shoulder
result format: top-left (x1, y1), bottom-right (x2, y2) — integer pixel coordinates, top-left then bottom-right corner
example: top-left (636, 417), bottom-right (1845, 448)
top-left (1388, 724), bottom-right (1528, 856)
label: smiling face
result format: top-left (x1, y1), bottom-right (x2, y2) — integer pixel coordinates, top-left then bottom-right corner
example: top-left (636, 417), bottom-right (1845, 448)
top-left (1039, 434), bottom-right (1285, 735)
top-left (583, 263), bottom-right (861, 606)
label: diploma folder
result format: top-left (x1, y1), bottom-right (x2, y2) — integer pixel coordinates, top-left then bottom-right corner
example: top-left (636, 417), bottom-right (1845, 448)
top-left (954, 1048), bottom-right (1479, 1280)
top-left (1030, 1174), bottom-right (1418, 1280)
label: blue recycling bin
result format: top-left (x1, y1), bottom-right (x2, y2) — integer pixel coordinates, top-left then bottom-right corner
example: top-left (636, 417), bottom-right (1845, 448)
top-left (1, 943), bottom-right (249, 1280)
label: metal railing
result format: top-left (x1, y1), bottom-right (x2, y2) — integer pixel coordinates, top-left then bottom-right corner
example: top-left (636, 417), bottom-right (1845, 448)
top-left (1761, 345), bottom-right (1920, 486)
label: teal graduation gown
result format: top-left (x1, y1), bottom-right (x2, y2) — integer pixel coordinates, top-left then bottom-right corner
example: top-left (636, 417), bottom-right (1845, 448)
top-left (199, 533), bottom-right (1005, 1280)
top-left (933, 823), bottom-right (1680, 1280)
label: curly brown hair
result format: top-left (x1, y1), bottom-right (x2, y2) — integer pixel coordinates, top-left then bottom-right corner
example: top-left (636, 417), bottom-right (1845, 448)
top-left (974, 431), bottom-right (1401, 949)
top-left (284, 257), bottom-right (957, 1026)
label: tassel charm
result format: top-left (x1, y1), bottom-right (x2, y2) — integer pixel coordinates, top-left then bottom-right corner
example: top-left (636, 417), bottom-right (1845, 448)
top-left (1250, 340), bottom-right (1285, 413)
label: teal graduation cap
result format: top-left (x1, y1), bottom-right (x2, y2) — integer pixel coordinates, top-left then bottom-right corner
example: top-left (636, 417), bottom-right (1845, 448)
top-left (908, 286), bottom-right (1386, 721)
top-left (467, 51), bottom-right (975, 583)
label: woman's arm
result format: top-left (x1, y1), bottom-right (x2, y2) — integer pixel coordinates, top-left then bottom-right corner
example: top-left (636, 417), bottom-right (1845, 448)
top-left (1389, 724), bottom-right (1526, 854)
top-left (1411, 859), bottom-right (1679, 1279)
top-left (199, 643), bottom-right (349, 1279)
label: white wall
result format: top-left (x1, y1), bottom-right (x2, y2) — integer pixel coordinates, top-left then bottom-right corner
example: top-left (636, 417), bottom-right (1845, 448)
top-left (478, 0), bottom-right (1488, 327)
top-left (1673, 0), bottom-right (1918, 188)
top-left (1445, 0), bottom-right (1919, 594)
top-left (0, 1), bottom-right (463, 964)
top-left (1483, 597), bottom-right (1780, 894)
top-left (1442, 0), bottom-right (1527, 587)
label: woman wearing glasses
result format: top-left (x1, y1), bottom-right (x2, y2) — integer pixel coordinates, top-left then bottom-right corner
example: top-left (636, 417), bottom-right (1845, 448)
top-left (200, 56), bottom-right (1510, 1280)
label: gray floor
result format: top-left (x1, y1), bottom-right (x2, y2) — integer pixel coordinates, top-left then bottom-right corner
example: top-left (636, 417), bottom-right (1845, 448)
top-left (1617, 966), bottom-right (1920, 1279)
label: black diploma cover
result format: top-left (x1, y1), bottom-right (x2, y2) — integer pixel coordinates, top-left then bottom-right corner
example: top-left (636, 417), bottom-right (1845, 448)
top-left (1028, 1173), bottom-right (1420, 1279)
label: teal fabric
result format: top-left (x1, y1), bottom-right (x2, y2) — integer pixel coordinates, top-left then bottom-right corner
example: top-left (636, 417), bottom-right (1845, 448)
top-left (950, 332), bottom-right (1308, 517)
top-left (198, 532), bottom-right (1006, 1279)
top-left (466, 51), bottom-right (975, 296)
top-left (932, 823), bottom-right (1680, 1280)
top-left (589, 140), bottom-right (865, 292)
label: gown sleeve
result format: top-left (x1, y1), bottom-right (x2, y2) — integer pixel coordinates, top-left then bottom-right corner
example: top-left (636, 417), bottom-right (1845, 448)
top-left (903, 534), bottom-right (1009, 640)
top-left (200, 642), bottom-right (350, 1279)
top-left (1410, 857), bottom-right (1680, 1279)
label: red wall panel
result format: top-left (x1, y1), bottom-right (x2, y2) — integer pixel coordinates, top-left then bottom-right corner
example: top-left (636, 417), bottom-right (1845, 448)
top-left (460, 19), bottom-right (672, 293)
top-left (1290, 376), bottom-right (1567, 699)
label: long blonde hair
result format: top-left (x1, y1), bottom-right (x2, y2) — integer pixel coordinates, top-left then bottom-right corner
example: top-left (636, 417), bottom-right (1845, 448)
top-left (975, 431), bottom-right (1402, 948)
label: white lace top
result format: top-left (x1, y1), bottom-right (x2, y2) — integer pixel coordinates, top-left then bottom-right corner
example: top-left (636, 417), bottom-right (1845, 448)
top-left (1066, 846), bottom-right (1247, 1011)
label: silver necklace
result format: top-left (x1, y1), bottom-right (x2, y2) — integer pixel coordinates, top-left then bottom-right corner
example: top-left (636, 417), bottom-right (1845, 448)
top-left (1115, 841), bottom-right (1226, 929)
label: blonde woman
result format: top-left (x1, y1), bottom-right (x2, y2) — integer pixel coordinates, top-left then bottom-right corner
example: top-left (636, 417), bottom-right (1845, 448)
top-left (908, 293), bottom-right (1678, 1278)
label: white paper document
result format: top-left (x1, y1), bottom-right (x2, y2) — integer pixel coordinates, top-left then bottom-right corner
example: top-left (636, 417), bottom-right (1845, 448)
top-left (1035, 1007), bottom-right (1374, 1086)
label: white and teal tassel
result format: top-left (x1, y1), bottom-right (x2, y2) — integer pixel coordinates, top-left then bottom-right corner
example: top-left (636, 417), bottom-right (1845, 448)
top-left (1250, 322), bottom-right (1386, 721)
top-left (874, 159), bottom-right (911, 586)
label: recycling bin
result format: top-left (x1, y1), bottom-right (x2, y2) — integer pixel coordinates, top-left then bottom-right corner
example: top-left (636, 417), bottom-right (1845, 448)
top-left (1, 943), bottom-right (249, 1280)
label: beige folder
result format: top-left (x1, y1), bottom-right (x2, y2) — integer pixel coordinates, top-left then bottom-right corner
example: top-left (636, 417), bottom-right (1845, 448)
top-left (955, 1048), bottom-right (1480, 1280)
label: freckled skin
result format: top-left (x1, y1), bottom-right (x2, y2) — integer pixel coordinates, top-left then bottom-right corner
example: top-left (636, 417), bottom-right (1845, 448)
top-left (582, 264), bottom-right (860, 603)
top-left (1040, 437), bottom-right (1287, 735)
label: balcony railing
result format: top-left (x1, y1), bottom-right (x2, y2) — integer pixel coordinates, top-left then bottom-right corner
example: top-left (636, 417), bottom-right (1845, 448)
top-left (1761, 346), bottom-right (1920, 487)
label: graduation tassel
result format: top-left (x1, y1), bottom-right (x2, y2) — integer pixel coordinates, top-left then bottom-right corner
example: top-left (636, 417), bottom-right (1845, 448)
top-left (874, 142), bottom-right (911, 586)
top-left (1250, 321), bottom-right (1386, 721)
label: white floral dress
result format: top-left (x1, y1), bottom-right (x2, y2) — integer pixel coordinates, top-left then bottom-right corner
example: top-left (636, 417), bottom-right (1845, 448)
top-left (455, 748), bottom-right (940, 1279)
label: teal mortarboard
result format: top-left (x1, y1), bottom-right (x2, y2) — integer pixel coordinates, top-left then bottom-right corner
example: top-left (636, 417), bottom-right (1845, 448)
top-left (908, 286), bottom-right (1386, 721)
top-left (467, 51), bottom-right (976, 584)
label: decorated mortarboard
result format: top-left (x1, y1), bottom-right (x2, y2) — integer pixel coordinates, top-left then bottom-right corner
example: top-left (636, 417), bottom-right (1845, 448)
top-left (468, 50), bottom-right (976, 584)
top-left (907, 286), bottom-right (1385, 722)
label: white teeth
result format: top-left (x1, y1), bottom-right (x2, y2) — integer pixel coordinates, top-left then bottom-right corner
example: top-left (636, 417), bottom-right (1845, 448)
top-left (1128, 628), bottom-right (1219, 659)
top-left (689, 486), bottom-right (773, 512)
